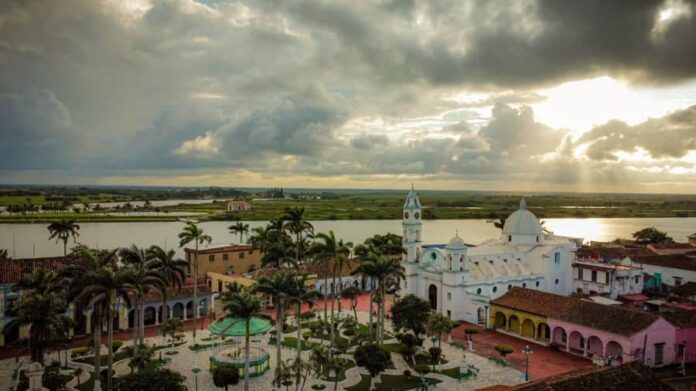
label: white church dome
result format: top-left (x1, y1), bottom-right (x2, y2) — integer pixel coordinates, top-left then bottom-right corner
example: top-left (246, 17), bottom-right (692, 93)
top-left (503, 199), bottom-right (543, 236)
top-left (446, 234), bottom-right (467, 250)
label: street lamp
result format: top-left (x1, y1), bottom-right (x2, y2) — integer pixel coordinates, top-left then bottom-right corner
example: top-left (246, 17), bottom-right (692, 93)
top-left (191, 367), bottom-right (201, 391)
top-left (522, 345), bottom-right (533, 381)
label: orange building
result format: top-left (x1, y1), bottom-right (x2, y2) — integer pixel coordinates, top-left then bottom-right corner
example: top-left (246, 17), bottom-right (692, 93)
top-left (184, 243), bottom-right (263, 276)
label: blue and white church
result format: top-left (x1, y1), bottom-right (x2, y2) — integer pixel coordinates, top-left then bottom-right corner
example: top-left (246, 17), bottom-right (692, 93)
top-left (400, 188), bottom-right (580, 326)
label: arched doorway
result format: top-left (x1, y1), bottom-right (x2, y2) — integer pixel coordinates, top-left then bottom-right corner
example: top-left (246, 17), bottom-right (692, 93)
top-left (508, 315), bottom-right (520, 333)
top-left (605, 341), bottom-right (623, 364)
top-left (172, 302), bottom-right (184, 319)
top-left (552, 327), bottom-right (567, 347)
top-left (477, 307), bottom-right (486, 325)
top-left (144, 307), bottom-right (156, 326)
top-left (428, 284), bottom-right (437, 310)
top-left (185, 301), bottom-right (194, 319)
top-left (494, 312), bottom-right (506, 329)
top-left (521, 319), bottom-right (535, 338)
top-left (587, 336), bottom-right (603, 358)
top-left (568, 331), bottom-right (585, 354)
top-left (128, 309), bottom-right (136, 329)
top-left (537, 322), bottom-right (550, 341)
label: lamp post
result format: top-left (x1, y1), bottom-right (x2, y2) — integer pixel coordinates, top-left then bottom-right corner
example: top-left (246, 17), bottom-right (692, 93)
top-left (192, 367), bottom-right (201, 391)
top-left (522, 345), bottom-right (533, 381)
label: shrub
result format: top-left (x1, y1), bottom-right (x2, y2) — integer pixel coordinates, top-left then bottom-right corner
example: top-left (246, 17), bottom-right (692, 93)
top-left (495, 344), bottom-right (514, 358)
top-left (403, 370), bottom-right (412, 379)
top-left (311, 385), bottom-right (326, 390)
top-left (112, 341), bottom-right (123, 353)
top-left (71, 347), bottom-right (91, 358)
top-left (354, 343), bottom-right (392, 377)
top-left (212, 365), bottom-right (239, 391)
top-left (302, 332), bottom-right (312, 341)
top-left (115, 368), bottom-right (186, 391)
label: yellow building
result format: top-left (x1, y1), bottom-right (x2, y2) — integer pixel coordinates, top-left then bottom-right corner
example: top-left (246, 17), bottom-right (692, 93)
top-left (185, 244), bottom-right (263, 276)
top-left (489, 292), bottom-right (552, 342)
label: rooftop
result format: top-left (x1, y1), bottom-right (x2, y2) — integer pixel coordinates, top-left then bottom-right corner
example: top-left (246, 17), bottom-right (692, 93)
top-left (184, 243), bottom-right (254, 254)
top-left (0, 256), bottom-right (85, 284)
top-left (492, 287), bottom-right (660, 336)
top-left (633, 253), bottom-right (696, 272)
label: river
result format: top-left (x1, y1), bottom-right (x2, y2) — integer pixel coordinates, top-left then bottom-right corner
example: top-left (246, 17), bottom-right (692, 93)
top-left (1, 217), bottom-right (694, 259)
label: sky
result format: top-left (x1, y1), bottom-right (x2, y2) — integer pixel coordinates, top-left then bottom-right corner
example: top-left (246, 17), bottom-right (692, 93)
top-left (1, 0), bottom-right (696, 193)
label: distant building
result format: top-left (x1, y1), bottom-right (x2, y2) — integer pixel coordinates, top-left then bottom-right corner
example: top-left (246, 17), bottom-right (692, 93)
top-left (185, 243), bottom-right (263, 276)
top-left (227, 200), bottom-right (252, 212)
top-left (573, 251), bottom-right (643, 299)
top-left (490, 287), bottom-right (677, 367)
top-left (647, 242), bottom-right (696, 256)
top-left (633, 253), bottom-right (696, 287)
top-left (400, 188), bottom-right (579, 325)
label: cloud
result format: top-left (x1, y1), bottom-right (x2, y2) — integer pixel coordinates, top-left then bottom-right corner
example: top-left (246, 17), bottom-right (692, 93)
top-left (576, 105), bottom-right (696, 160)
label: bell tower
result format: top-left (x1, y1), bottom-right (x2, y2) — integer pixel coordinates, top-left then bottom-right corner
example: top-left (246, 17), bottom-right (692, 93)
top-left (402, 185), bottom-right (422, 264)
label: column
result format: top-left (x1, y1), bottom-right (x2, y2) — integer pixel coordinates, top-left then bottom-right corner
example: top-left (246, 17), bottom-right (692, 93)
top-left (85, 310), bottom-right (93, 334)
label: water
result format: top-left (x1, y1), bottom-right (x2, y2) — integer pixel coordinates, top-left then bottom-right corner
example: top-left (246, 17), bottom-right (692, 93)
top-left (1, 217), bottom-right (694, 259)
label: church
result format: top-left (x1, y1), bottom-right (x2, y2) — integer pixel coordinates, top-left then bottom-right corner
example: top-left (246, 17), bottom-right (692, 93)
top-left (400, 188), bottom-right (581, 326)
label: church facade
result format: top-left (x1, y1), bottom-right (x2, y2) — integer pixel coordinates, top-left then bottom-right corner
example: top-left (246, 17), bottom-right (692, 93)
top-left (400, 188), bottom-right (580, 326)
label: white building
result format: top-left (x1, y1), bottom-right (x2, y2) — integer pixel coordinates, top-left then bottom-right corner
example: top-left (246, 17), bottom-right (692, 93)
top-left (572, 258), bottom-right (643, 299)
top-left (400, 188), bottom-right (580, 325)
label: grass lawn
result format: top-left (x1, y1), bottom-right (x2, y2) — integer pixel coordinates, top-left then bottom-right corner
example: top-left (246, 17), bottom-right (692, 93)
top-left (279, 336), bottom-right (323, 351)
top-left (345, 374), bottom-right (441, 391)
top-left (438, 366), bottom-right (460, 379)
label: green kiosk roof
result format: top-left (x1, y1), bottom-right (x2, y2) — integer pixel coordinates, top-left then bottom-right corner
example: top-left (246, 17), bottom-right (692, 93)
top-left (208, 316), bottom-right (272, 337)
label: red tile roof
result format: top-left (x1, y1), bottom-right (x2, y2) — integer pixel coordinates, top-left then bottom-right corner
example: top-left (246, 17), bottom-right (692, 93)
top-left (0, 256), bottom-right (85, 284)
top-left (648, 243), bottom-right (694, 250)
top-left (184, 244), bottom-right (254, 255)
top-left (633, 254), bottom-right (696, 272)
top-left (478, 362), bottom-right (672, 391)
top-left (492, 287), bottom-right (660, 336)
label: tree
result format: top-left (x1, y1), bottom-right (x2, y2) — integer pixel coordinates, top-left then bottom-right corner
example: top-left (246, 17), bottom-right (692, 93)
top-left (282, 207), bottom-right (314, 263)
top-left (495, 344), bottom-right (514, 359)
top-left (254, 270), bottom-right (295, 389)
top-left (161, 318), bottom-right (184, 346)
top-left (4, 278), bottom-right (72, 364)
top-left (128, 344), bottom-right (154, 374)
top-left (228, 222), bottom-right (250, 244)
top-left (489, 213), bottom-right (509, 231)
top-left (397, 333), bottom-right (419, 365)
top-left (428, 347), bottom-right (442, 372)
top-left (632, 227), bottom-right (674, 244)
top-left (354, 343), bottom-right (392, 390)
top-left (115, 368), bottom-right (186, 391)
top-left (213, 365), bottom-right (240, 391)
top-left (391, 294), bottom-right (431, 341)
top-left (427, 312), bottom-right (457, 349)
top-left (310, 231), bottom-right (353, 357)
top-left (341, 285), bottom-right (361, 322)
top-left (47, 219), bottom-right (80, 255)
top-left (287, 274), bottom-right (322, 390)
top-left (119, 245), bottom-right (165, 354)
top-left (66, 246), bottom-right (132, 390)
top-left (178, 222), bottom-right (212, 344)
top-left (222, 288), bottom-right (262, 391)
top-left (148, 245), bottom-right (187, 340)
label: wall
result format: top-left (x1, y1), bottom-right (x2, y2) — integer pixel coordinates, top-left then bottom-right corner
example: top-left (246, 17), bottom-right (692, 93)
top-left (188, 247), bottom-right (263, 276)
top-left (640, 264), bottom-right (696, 287)
top-left (675, 327), bottom-right (696, 363)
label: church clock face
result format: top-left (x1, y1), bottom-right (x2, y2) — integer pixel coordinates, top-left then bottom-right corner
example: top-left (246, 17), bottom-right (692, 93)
top-left (415, 212), bottom-right (420, 219)
top-left (404, 211), bottom-right (409, 219)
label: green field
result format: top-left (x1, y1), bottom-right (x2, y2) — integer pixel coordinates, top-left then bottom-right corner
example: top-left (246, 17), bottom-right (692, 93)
top-left (1, 186), bottom-right (696, 223)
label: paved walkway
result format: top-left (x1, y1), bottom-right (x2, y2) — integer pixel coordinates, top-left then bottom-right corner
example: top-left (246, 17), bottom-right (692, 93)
top-left (451, 322), bottom-right (592, 381)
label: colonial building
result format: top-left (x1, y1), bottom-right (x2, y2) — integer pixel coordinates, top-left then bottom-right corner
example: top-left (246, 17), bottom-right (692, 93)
top-left (400, 188), bottom-right (579, 325)
top-left (572, 257), bottom-right (643, 299)
top-left (490, 287), bottom-right (677, 367)
top-left (185, 243), bottom-right (263, 276)
top-left (227, 200), bottom-right (252, 212)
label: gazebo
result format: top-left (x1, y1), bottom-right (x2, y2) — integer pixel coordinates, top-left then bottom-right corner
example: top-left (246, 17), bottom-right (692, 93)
top-left (208, 316), bottom-right (272, 377)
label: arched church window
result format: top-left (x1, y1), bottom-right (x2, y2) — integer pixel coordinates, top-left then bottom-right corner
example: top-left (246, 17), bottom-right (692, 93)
top-left (522, 283), bottom-right (526, 288)
top-left (555, 279), bottom-right (559, 285)
top-left (430, 252), bottom-right (437, 261)
top-left (415, 212), bottom-right (420, 219)
top-left (508, 235), bottom-right (512, 241)
top-left (492, 286), bottom-right (497, 293)
top-left (535, 281), bottom-right (540, 287)
top-left (476, 288), bottom-right (482, 295)
top-left (404, 211), bottom-right (409, 219)
top-left (507, 284), bottom-right (511, 290)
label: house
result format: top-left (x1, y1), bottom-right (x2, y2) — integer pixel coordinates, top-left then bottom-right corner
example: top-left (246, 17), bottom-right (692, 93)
top-left (227, 200), bottom-right (252, 212)
top-left (647, 242), bottom-right (696, 256)
top-left (633, 253), bottom-right (696, 287)
top-left (572, 258), bottom-right (643, 299)
top-left (401, 188), bottom-right (579, 325)
top-left (477, 361), bottom-right (673, 390)
top-left (0, 256), bottom-right (211, 348)
top-left (185, 243), bottom-right (263, 277)
top-left (663, 311), bottom-right (696, 364)
top-left (490, 287), bottom-right (677, 367)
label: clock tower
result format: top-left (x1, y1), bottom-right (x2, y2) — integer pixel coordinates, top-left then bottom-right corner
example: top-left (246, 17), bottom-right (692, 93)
top-left (402, 186), bottom-right (422, 295)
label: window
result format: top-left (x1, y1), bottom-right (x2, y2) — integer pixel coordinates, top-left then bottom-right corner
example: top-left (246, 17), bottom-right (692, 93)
top-left (508, 235), bottom-right (512, 241)
top-left (492, 286), bottom-right (497, 293)
top-left (447, 310), bottom-right (451, 318)
top-left (239, 252), bottom-right (245, 259)
top-left (578, 269), bottom-right (584, 280)
top-left (635, 276), bottom-right (640, 284)
top-left (208, 254), bottom-right (215, 262)
top-left (508, 284), bottom-right (512, 290)
top-left (223, 253), bottom-right (229, 261)
top-left (476, 288), bottom-right (482, 295)
top-left (675, 277), bottom-right (683, 287)
top-left (555, 278), bottom-right (559, 285)
top-left (536, 236), bottom-right (539, 243)
top-left (522, 283), bottom-right (526, 288)
top-left (605, 273), bottom-right (609, 284)
top-left (447, 292), bottom-right (451, 300)
top-left (591, 270), bottom-right (597, 282)
top-left (535, 281), bottom-right (540, 287)
top-left (554, 252), bottom-right (560, 265)
top-left (655, 343), bottom-right (665, 365)
top-left (431, 252), bottom-right (437, 261)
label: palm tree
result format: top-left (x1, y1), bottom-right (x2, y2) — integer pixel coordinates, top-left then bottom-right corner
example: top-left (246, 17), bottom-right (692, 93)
top-left (148, 246), bottom-right (187, 340)
top-left (353, 247), bottom-right (404, 345)
top-left (288, 275), bottom-right (322, 391)
top-left (4, 270), bottom-right (72, 364)
top-left (63, 247), bottom-right (130, 391)
top-left (341, 285), bottom-right (361, 322)
top-left (249, 226), bottom-right (273, 254)
top-left (229, 222), bottom-right (250, 244)
top-left (178, 222), bottom-right (212, 344)
top-left (47, 219), bottom-right (80, 255)
top-left (309, 231), bottom-right (352, 359)
top-left (0, 248), bottom-right (10, 260)
top-left (119, 245), bottom-right (164, 354)
top-left (282, 207), bottom-right (314, 263)
top-left (222, 289), bottom-right (262, 391)
top-left (254, 271), bottom-right (295, 390)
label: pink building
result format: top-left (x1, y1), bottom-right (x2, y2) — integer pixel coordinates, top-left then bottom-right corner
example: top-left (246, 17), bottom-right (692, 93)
top-left (664, 311), bottom-right (696, 363)
top-left (492, 288), bottom-right (678, 367)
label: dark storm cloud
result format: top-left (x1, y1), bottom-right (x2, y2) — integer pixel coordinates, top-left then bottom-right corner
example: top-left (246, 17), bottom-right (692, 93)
top-left (0, 0), bottom-right (695, 188)
top-left (576, 105), bottom-right (696, 160)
